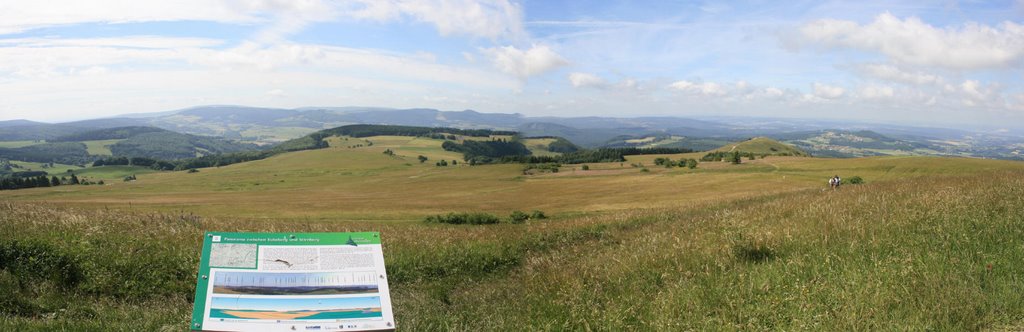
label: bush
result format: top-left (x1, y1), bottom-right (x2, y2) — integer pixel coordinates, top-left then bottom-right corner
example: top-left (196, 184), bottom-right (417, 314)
top-left (509, 211), bottom-right (529, 224)
top-left (424, 212), bottom-right (501, 225)
top-left (846, 176), bottom-right (864, 184)
top-left (686, 159), bottom-right (698, 169)
top-left (530, 210), bottom-right (547, 220)
top-left (581, 164), bottom-right (589, 171)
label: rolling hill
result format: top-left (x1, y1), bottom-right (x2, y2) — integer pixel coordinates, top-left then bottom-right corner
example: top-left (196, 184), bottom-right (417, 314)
top-left (771, 130), bottom-right (937, 158)
top-left (3, 106), bottom-right (1024, 159)
top-left (108, 131), bottom-right (258, 160)
top-left (603, 134), bottom-right (735, 151)
top-left (49, 126), bottom-right (168, 142)
top-left (712, 137), bottom-right (809, 156)
top-left (3, 131), bottom-right (1024, 330)
top-left (0, 126), bottom-right (259, 169)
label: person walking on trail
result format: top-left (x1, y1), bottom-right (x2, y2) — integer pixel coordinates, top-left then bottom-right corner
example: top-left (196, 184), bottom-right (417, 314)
top-left (828, 175), bottom-right (841, 190)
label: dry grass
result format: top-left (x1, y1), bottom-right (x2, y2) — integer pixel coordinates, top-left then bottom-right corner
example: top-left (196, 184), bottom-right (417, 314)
top-left (3, 137), bottom-right (1024, 330)
top-left (5, 138), bottom-right (1019, 221)
top-left (4, 170), bottom-right (1024, 330)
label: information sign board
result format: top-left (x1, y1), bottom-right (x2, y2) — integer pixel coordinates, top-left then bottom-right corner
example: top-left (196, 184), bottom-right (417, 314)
top-left (191, 232), bottom-right (395, 331)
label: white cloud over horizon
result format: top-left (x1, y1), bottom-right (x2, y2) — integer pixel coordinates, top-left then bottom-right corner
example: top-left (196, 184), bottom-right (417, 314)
top-left (481, 44), bottom-right (568, 79)
top-left (801, 12), bottom-right (1024, 70)
top-left (0, 1), bottom-right (1022, 129)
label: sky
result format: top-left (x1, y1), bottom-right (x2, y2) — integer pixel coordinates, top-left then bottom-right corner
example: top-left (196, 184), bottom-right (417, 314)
top-left (1, 1), bottom-right (1023, 130)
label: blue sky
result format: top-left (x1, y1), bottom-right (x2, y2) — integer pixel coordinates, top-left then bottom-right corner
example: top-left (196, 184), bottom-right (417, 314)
top-left (1, 1), bottom-right (1023, 130)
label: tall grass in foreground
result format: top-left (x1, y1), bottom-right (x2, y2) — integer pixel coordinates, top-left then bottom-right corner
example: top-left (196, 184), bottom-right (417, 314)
top-left (3, 171), bottom-right (1024, 330)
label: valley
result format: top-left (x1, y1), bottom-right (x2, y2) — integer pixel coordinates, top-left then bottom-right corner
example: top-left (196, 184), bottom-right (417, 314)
top-left (4, 126), bottom-right (1024, 330)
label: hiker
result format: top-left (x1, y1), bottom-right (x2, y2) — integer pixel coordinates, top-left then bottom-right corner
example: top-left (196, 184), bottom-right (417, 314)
top-left (828, 175), bottom-right (841, 190)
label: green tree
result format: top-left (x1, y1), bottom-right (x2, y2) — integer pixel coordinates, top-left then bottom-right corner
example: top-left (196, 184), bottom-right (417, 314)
top-left (51, 176), bottom-right (60, 186)
top-left (686, 159), bottom-right (698, 169)
top-left (730, 151), bottom-right (742, 164)
top-left (509, 211), bottom-right (529, 224)
top-left (418, 155), bottom-right (428, 163)
top-left (70, 173), bottom-right (80, 185)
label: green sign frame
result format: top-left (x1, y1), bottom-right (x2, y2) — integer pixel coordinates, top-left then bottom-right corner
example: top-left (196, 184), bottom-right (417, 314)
top-left (190, 232), bottom-right (394, 331)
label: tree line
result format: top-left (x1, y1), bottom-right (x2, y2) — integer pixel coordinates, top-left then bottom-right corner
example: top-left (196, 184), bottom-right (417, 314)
top-left (318, 124), bottom-right (516, 138)
top-left (441, 139), bottom-right (533, 164)
top-left (654, 157), bottom-right (699, 169)
top-left (0, 173), bottom-right (101, 191)
top-left (440, 138), bottom-right (695, 165)
top-left (0, 142), bottom-right (91, 165)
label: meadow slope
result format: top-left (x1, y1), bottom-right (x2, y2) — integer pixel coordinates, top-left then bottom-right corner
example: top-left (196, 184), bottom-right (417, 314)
top-left (2, 135), bottom-right (1024, 330)
top-left (2, 135), bottom-right (1020, 220)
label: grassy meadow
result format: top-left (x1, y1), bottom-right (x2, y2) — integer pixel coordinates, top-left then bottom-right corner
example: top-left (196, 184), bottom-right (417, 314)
top-left (3, 134), bottom-right (1024, 330)
top-left (0, 140), bottom-right (43, 148)
top-left (82, 139), bottom-right (123, 156)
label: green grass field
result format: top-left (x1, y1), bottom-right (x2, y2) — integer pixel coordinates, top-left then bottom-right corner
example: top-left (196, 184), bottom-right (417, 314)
top-left (521, 137), bottom-right (561, 157)
top-left (3, 160), bottom-right (84, 174)
top-left (3, 135), bottom-right (1024, 330)
top-left (71, 165), bottom-right (158, 181)
top-left (0, 140), bottom-right (43, 148)
top-left (713, 137), bottom-right (809, 156)
top-left (82, 139), bottom-right (123, 156)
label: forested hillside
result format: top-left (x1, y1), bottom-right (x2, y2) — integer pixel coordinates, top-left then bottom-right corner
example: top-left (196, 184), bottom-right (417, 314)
top-left (109, 132), bottom-right (258, 160)
top-left (51, 126), bottom-right (168, 142)
top-left (0, 142), bottom-right (90, 165)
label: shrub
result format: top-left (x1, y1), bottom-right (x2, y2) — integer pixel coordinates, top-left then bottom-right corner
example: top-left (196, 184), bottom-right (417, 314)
top-left (0, 240), bottom-right (84, 289)
top-left (733, 241), bottom-right (776, 264)
top-left (424, 212), bottom-right (501, 225)
top-left (640, 168), bottom-right (649, 173)
top-left (581, 164), bottom-right (589, 171)
top-left (529, 210), bottom-right (547, 220)
top-left (509, 211), bottom-right (529, 224)
top-left (847, 176), bottom-right (864, 184)
top-left (686, 159), bottom-right (698, 169)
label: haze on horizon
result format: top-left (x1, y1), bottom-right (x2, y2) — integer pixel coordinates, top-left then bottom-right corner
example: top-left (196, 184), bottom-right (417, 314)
top-left (1, 0), bottom-right (1023, 131)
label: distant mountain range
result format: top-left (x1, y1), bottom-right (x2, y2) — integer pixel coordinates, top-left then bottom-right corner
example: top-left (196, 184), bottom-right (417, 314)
top-left (0, 125), bottom-right (257, 165)
top-left (1, 105), bottom-right (1022, 160)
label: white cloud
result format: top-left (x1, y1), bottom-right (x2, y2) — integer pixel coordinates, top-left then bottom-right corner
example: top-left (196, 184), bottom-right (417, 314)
top-left (0, 36), bottom-right (224, 49)
top-left (344, 0), bottom-right (525, 40)
top-left (0, 0), bottom-right (525, 41)
top-left (0, 1), bottom-right (261, 34)
top-left (567, 72), bottom-right (606, 88)
top-left (813, 83), bottom-right (845, 99)
top-left (959, 80), bottom-right (1000, 105)
top-left (668, 80), bottom-right (727, 96)
top-left (801, 12), bottom-right (1024, 69)
top-left (0, 38), bottom-right (518, 91)
top-left (854, 63), bottom-right (943, 86)
top-left (859, 85), bottom-right (894, 99)
top-left (266, 88), bottom-right (286, 97)
top-left (481, 44), bottom-right (568, 79)
top-left (762, 87), bottom-right (785, 98)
